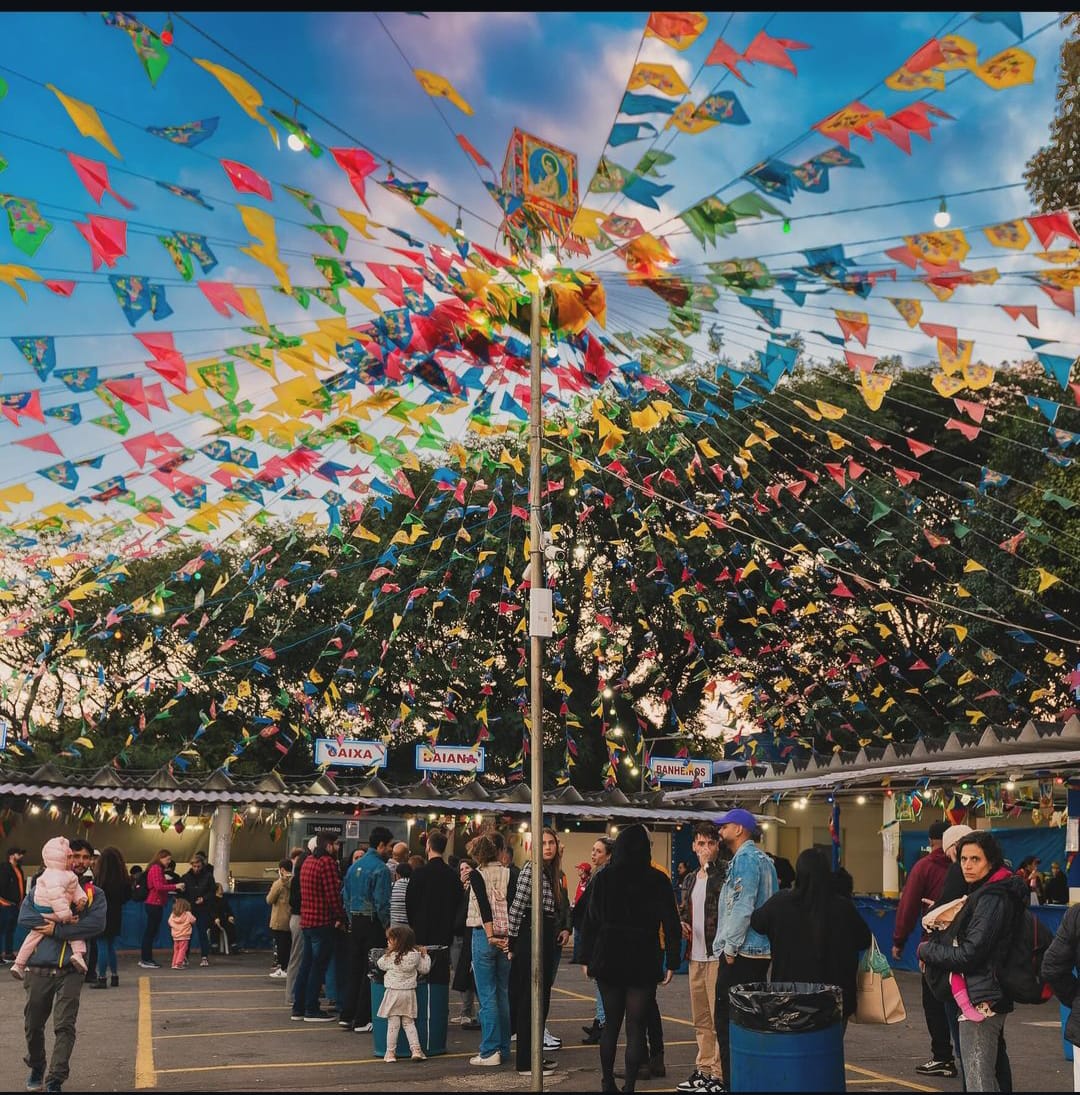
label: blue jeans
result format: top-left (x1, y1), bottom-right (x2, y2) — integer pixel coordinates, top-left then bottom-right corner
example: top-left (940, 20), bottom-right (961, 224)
top-left (0, 902), bottom-right (17, 955)
top-left (293, 926), bottom-right (335, 1017)
top-left (471, 928), bottom-right (511, 1060)
top-left (97, 936), bottom-right (118, 976)
top-left (595, 982), bottom-right (606, 1025)
top-left (194, 909), bottom-right (211, 958)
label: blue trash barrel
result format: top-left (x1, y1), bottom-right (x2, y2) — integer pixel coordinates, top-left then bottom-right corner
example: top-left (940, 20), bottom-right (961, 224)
top-left (369, 945), bottom-right (450, 1058)
top-left (729, 982), bottom-right (845, 1093)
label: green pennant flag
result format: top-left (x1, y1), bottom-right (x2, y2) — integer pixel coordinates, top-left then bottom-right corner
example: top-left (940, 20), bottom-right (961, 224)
top-left (0, 193), bottom-right (53, 256)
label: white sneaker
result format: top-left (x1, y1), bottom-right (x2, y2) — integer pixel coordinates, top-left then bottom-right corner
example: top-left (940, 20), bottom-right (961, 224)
top-left (471, 1052), bottom-right (501, 1067)
top-left (353, 1022), bottom-right (373, 1033)
top-left (543, 1028), bottom-right (562, 1050)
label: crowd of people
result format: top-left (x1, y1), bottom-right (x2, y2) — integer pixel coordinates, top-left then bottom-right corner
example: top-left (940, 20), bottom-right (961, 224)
top-left (2, 813), bottom-right (1076, 1093)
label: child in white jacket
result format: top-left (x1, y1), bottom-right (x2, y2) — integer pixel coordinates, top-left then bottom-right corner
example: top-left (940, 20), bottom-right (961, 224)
top-left (377, 925), bottom-right (432, 1062)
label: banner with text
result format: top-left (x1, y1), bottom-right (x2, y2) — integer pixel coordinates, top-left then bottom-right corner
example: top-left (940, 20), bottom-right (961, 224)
top-left (650, 756), bottom-right (713, 785)
top-left (415, 743), bottom-right (486, 773)
top-left (314, 738), bottom-right (388, 768)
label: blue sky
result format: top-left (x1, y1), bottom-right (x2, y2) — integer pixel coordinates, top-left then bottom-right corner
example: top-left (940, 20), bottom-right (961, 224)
top-left (0, 10), bottom-right (1071, 528)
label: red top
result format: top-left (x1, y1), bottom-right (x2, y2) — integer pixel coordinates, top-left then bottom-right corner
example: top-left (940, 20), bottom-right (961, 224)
top-left (299, 853), bottom-right (345, 929)
top-left (145, 862), bottom-right (180, 908)
top-left (894, 847), bottom-right (950, 947)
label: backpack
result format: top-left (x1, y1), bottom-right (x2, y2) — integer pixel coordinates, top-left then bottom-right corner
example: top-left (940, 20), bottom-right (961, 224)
top-left (998, 908), bottom-right (1052, 1005)
top-left (130, 871), bottom-right (148, 903)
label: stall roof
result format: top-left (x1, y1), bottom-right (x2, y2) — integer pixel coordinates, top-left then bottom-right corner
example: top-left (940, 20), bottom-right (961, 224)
top-left (0, 767), bottom-right (753, 824)
top-left (666, 717), bottom-right (1080, 800)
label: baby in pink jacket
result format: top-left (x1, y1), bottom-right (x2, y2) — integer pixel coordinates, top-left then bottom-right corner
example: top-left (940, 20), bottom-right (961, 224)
top-left (11, 836), bottom-right (88, 978)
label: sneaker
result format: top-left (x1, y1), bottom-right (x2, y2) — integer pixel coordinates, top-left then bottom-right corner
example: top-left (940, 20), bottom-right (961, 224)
top-left (384, 1054), bottom-right (397, 1063)
top-left (677, 1072), bottom-right (709, 1092)
top-left (25, 1070), bottom-right (44, 1092)
top-left (698, 1081), bottom-right (727, 1094)
top-left (518, 1060), bottom-right (557, 1075)
top-left (470, 1052), bottom-right (501, 1067)
top-left (200, 958), bottom-right (210, 967)
top-left (290, 1014), bottom-right (305, 1022)
top-left (269, 968), bottom-right (287, 979)
top-left (43, 1084), bottom-right (61, 1094)
top-left (138, 960), bottom-right (160, 969)
top-left (915, 1060), bottom-right (957, 1078)
top-left (461, 1017), bottom-right (481, 1030)
top-left (10, 965), bottom-right (25, 980)
top-left (338, 1019), bottom-right (351, 1028)
top-left (543, 1034), bottom-right (561, 1050)
top-left (304, 1011), bottom-right (336, 1022)
top-left (410, 1050), bottom-right (427, 1061)
top-left (353, 1022), bottom-right (373, 1033)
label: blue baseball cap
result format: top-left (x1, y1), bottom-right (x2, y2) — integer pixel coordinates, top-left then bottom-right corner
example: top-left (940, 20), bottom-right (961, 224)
top-left (715, 808), bottom-right (759, 832)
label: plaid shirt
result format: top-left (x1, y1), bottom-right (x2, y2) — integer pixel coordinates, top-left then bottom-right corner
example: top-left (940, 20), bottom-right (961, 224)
top-left (507, 860), bottom-right (556, 941)
top-left (299, 852), bottom-right (344, 928)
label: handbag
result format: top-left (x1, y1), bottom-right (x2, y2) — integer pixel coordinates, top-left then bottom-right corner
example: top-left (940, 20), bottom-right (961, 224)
top-left (854, 937), bottom-right (907, 1024)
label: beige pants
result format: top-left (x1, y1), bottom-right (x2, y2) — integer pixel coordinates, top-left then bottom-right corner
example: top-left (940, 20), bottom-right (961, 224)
top-left (689, 958), bottom-right (721, 1078)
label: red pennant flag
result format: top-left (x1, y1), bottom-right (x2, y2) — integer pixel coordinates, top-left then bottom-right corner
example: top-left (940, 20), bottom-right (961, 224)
top-left (894, 467), bottom-right (921, 486)
top-left (331, 147), bottom-right (378, 209)
top-left (847, 459), bottom-right (867, 479)
top-left (999, 304), bottom-right (1038, 326)
top-left (44, 280), bottom-right (76, 296)
top-left (945, 418), bottom-right (981, 441)
top-left (904, 38), bottom-right (946, 72)
top-left (905, 438), bottom-right (934, 458)
top-left (953, 398), bottom-right (985, 422)
top-left (835, 313), bottom-right (869, 346)
top-left (221, 159), bottom-right (273, 200)
top-left (1037, 283), bottom-right (1075, 314)
top-left (704, 36), bottom-right (749, 82)
top-left (741, 29), bottom-right (810, 74)
top-left (456, 134), bottom-right (491, 171)
top-left (1027, 211), bottom-right (1080, 249)
top-left (885, 244), bottom-right (920, 269)
top-left (199, 281), bottom-right (248, 318)
top-left (67, 151), bottom-right (135, 210)
top-left (104, 377), bottom-right (151, 419)
top-left (919, 322), bottom-right (958, 354)
top-left (844, 350), bottom-right (877, 373)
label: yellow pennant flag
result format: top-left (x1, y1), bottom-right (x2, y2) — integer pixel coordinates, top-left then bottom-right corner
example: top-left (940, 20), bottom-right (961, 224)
top-left (47, 84), bottom-right (121, 157)
top-left (974, 47), bottom-right (1035, 90)
top-left (0, 264), bottom-right (42, 301)
top-left (194, 58), bottom-right (279, 146)
top-left (237, 206), bottom-right (291, 292)
top-left (414, 70), bottom-right (473, 115)
top-left (628, 61), bottom-right (690, 96)
top-left (1036, 568), bottom-right (1061, 593)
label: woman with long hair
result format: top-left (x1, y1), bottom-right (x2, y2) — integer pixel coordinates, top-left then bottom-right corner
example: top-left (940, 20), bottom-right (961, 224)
top-left (919, 832), bottom-right (1028, 1091)
top-left (90, 846), bottom-right (130, 987)
top-left (139, 849), bottom-right (182, 969)
top-left (507, 826), bottom-right (565, 1075)
top-left (750, 848), bottom-right (871, 1024)
top-left (581, 824), bottom-right (681, 1094)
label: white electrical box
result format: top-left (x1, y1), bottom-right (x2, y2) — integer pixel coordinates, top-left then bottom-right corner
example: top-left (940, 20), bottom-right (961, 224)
top-left (529, 588), bottom-right (554, 637)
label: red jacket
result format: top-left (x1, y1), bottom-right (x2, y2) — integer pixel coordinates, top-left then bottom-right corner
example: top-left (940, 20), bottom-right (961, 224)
top-left (146, 862), bottom-right (180, 908)
top-left (299, 852), bottom-right (344, 929)
top-left (894, 847), bottom-right (950, 948)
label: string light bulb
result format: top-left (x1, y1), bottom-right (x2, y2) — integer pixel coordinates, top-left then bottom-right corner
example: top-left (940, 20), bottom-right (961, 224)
top-left (782, 218), bottom-right (791, 234)
top-left (933, 197), bottom-right (951, 229)
top-left (287, 132), bottom-right (305, 152)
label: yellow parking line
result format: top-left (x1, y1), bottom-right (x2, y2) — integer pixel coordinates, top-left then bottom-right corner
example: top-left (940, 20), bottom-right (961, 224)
top-left (155, 1027), bottom-right (321, 1040)
top-left (153, 1040), bottom-right (698, 1075)
top-left (135, 976), bottom-right (156, 1090)
top-left (551, 985), bottom-right (693, 1028)
top-left (150, 987), bottom-right (283, 996)
top-left (845, 1063), bottom-right (940, 1092)
top-left (155, 1005), bottom-right (289, 1014)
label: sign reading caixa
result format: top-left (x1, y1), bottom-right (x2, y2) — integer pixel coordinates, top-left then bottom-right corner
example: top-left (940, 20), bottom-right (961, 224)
top-left (650, 756), bottom-right (713, 784)
top-left (314, 738), bottom-right (388, 768)
top-left (415, 743), bottom-right (486, 774)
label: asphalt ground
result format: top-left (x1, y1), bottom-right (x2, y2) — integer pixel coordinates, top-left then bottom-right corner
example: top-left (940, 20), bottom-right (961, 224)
top-left (0, 952), bottom-right (1070, 1092)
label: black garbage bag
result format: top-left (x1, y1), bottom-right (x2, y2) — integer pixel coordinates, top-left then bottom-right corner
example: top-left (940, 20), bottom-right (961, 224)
top-left (729, 982), bottom-right (842, 1034)
top-left (368, 944), bottom-right (450, 985)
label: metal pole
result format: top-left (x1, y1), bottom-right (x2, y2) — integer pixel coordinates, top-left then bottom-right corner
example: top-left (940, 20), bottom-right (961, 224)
top-left (528, 280), bottom-right (545, 1091)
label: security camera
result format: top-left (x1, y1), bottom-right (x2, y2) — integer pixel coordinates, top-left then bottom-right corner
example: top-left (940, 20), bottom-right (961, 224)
top-left (541, 531), bottom-right (565, 563)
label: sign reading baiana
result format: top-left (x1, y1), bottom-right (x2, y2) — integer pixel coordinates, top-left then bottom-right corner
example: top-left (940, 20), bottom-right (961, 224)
top-left (415, 743), bottom-right (486, 774)
top-left (649, 756), bottom-right (713, 785)
top-left (314, 738), bottom-right (388, 768)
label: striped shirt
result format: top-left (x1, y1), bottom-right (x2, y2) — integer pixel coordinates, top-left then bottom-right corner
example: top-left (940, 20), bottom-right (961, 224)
top-left (390, 878), bottom-right (410, 926)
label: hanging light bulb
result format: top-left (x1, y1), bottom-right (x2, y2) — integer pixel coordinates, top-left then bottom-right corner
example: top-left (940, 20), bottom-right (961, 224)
top-left (287, 132), bottom-right (305, 152)
top-left (453, 209), bottom-right (465, 239)
top-left (933, 197), bottom-right (951, 229)
top-left (782, 218), bottom-right (791, 234)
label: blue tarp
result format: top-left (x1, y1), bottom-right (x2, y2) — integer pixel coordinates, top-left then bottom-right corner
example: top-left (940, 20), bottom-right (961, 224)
top-left (901, 826), bottom-right (1065, 878)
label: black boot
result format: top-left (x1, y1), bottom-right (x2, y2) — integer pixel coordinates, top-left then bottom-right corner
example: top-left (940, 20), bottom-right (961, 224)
top-left (649, 1054), bottom-right (665, 1078)
top-left (110, 975), bottom-right (119, 987)
top-left (89, 976), bottom-right (107, 989)
top-left (582, 1020), bottom-right (602, 1045)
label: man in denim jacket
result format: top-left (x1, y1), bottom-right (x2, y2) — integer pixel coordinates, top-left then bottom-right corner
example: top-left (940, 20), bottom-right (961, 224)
top-left (711, 809), bottom-right (777, 1087)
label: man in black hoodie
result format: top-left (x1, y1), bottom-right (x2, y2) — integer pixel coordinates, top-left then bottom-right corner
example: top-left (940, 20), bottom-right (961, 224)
top-left (183, 853), bottom-right (216, 967)
top-left (406, 830), bottom-right (460, 981)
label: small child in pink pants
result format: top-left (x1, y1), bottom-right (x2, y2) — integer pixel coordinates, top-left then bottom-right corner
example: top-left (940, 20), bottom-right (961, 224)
top-left (922, 897), bottom-right (987, 1022)
top-left (168, 898), bottom-right (196, 969)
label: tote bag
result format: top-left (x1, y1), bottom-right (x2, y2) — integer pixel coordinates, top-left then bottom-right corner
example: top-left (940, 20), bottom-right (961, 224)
top-left (854, 937), bottom-right (906, 1024)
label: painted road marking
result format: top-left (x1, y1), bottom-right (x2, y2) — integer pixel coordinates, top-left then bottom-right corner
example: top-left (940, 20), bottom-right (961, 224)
top-left (552, 985), bottom-right (695, 1028)
top-left (151, 987), bottom-right (284, 995)
top-left (135, 976), bottom-right (156, 1090)
top-left (152, 1040), bottom-right (698, 1075)
top-left (845, 1063), bottom-right (941, 1092)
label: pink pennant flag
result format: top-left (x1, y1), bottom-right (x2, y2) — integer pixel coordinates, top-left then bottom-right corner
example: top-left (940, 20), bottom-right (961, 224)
top-left (919, 322), bottom-right (958, 354)
top-left (221, 159), bottom-right (273, 200)
top-left (456, 134), bottom-right (492, 170)
top-left (1027, 211), bottom-right (1080, 249)
top-left (953, 398), bottom-right (985, 422)
top-left (904, 38), bottom-right (946, 73)
top-left (66, 151), bottom-right (135, 210)
top-left (331, 147), bottom-right (378, 209)
top-left (14, 433), bottom-right (63, 455)
top-left (199, 281), bottom-right (249, 318)
top-left (844, 350), bottom-right (877, 373)
top-left (905, 438), bottom-right (935, 458)
top-left (75, 214), bottom-right (127, 270)
top-left (944, 418), bottom-right (981, 441)
top-left (104, 377), bottom-right (151, 419)
top-left (1037, 283), bottom-right (1076, 314)
top-left (144, 382), bottom-right (170, 412)
top-left (44, 280), bottom-right (76, 296)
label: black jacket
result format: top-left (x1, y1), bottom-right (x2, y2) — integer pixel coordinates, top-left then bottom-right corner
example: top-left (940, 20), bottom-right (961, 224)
top-left (1043, 904), bottom-right (1080, 1043)
top-left (405, 858), bottom-right (462, 946)
top-left (1045, 871), bottom-right (1069, 906)
top-left (919, 870), bottom-right (1028, 1014)
top-left (0, 859), bottom-right (26, 906)
top-left (101, 876), bottom-right (131, 939)
top-left (580, 862), bottom-right (682, 988)
top-left (936, 861), bottom-right (967, 906)
top-left (751, 890), bottom-right (871, 1017)
top-left (183, 864), bottom-right (216, 912)
top-left (289, 852), bottom-right (308, 915)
